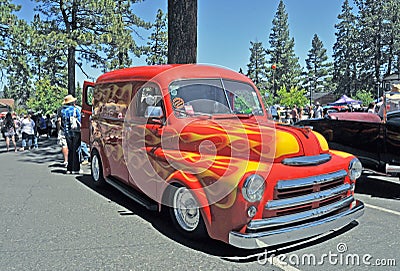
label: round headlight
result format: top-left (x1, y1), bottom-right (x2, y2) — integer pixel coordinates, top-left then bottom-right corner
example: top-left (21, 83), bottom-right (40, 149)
top-left (242, 174), bottom-right (265, 202)
top-left (349, 158), bottom-right (362, 180)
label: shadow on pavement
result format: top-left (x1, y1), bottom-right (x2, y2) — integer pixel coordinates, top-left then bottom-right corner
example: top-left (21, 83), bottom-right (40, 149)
top-left (74, 174), bottom-right (359, 261)
top-left (355, 174), bottom-right (400, 200)
top-left (13, 137), bottom-right (63, 164)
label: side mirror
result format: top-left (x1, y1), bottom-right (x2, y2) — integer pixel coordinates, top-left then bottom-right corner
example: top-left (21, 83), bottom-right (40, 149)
top-left (145, 106), bottom-right (164, 125)
top-left (145, 106), bottom-right (163, 118)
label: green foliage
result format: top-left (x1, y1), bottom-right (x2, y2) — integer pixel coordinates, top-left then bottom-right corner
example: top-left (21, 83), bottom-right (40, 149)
top-left (354, 90), bottom-right (374, 106)
top-left (1, 0), bottom-right (149, 106)
top-left (33, 0), bottom-right (150, 94)
top-left (354, 0), bottom-right (386, 93)
top-left (305, 34), bottom-right (333, 93)
top-left (266, 0), bottom-right (302, 94)
top-left (276, 85), bottom-right (308, 108)
top-left (0, 0), bottom-right (21, 58)
top-left (246, 40), bottom-right (267, 89)
top-left (333, 0), bottom-right (359, 96)
top-left (26, 78), bottom-right (68, 115)
top-left (145, 9), bottom-right (168, 65)
top-left (262, 91), bottom-right (277, 107)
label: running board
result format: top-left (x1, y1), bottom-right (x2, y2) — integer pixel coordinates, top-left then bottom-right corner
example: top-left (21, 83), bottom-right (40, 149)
top-left (105, 177), bottom-right (158, 211)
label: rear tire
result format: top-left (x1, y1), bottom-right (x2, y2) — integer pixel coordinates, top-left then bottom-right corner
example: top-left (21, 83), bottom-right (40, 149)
top-left (91, 150), bottom-right (106, 187)
top-left (166, 184), bottom-right (207, 239)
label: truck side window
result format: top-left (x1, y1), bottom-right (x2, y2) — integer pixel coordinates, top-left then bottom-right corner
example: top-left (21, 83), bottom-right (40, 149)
top-left (135, 84), bottom-right (164, 118)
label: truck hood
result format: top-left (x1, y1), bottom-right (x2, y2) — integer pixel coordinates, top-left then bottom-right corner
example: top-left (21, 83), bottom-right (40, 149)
top-left (163, 119), bottom-right (328, 163)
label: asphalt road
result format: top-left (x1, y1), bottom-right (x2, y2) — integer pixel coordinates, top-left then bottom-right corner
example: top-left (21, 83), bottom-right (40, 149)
top-left (0, 138), bottom-right (399, 271)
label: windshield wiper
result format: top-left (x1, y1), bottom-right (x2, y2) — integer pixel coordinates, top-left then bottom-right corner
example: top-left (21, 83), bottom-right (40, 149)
top-left (174, 108), bottom-right (212, 118)
top-left (212, 113), bottom-right (254, 120)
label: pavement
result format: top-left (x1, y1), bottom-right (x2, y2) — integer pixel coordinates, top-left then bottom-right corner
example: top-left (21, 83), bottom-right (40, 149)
top-left (0, 136), bottom-right (398, 271)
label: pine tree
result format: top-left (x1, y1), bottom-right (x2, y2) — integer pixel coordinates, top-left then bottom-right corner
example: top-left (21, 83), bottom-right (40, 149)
top-left (2, 14), bottom-right (33, 106)
top-left (306, 34), bottom-right (333, 94)
top-left (383, 0), bottom-right (400, 76)
top-left (0, 1), bottom-right (28, 101)
top-left (333, 0), bottom-right (359, 96)
top-left (266, 0), bottom-right (302, 95)
top-left (0, 0), bottom-right (20, 65)
top-left (146, 9), bottom-right (168, 65)
top-left (34, 0), bottom-right (149, 96)
top-left (246, 41), bottom-right (267, 91)
top-left (31, 14), bottom-right (67, 87)
top-left (355, 0), bottom-right (386, 94)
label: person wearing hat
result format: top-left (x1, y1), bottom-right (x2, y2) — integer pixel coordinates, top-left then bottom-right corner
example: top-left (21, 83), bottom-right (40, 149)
top-left (391, 84), bottom-right (400, 93)
top-left (60, 94), bottom-right (82, 174)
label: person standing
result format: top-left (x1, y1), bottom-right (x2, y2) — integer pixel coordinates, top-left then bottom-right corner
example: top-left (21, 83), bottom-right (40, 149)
top-left (31, 113), bottom-right (39, 149)
top-left (2, 112), bottom-right (17, 152)
top-left (60, 94), bottom-right (82, 174)
top-left (291, 105), bottom-right (299, 124)
top-left (314, 102), bottom-right (323, 119)
top-left (367, 102), bottom-right (376, 113)
top-left (19, 113), bottom-right (35, 151)
top-left (308, 105), bottom-right (315, 119)
top-left (45, 114), bottom-right (52, 138)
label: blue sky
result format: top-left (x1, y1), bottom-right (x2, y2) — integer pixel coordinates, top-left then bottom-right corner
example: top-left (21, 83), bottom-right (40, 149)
top-left (14, 0), bottom-right (353, 83)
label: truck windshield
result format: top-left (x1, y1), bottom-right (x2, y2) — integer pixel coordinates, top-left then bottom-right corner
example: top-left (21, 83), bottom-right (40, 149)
top-left (169, 79), bottom-right (264, 117)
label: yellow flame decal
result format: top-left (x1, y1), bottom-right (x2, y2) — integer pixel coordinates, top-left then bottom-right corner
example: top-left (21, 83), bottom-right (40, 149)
top-left (313, 131), bottom-right (329, 151)
top-left (274, 130), bottom-right (300, 158)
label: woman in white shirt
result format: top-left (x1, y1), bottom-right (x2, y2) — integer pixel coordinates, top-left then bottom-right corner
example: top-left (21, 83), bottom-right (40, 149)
top-left (19, 114), bottom-right (35, 151)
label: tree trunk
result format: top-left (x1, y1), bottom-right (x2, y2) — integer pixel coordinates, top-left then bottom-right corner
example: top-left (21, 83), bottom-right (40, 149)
top-left (67, 46), bottom-right (76, 96)
top-left (168, 0), bottom-right (197, 64)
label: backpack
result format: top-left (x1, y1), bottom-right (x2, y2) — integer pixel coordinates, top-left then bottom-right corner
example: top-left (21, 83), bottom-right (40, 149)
top-left (70, 107), bottom-right (81, 130)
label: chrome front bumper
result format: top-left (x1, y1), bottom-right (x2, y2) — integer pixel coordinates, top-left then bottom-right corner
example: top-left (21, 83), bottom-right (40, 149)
top-left (229, 199), bottom-right (364, 249)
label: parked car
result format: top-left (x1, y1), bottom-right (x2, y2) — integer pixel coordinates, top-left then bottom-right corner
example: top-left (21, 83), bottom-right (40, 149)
top-left (81, 64), bottom-right (364, 249)
top-left (297, 109), bottom-right (400, 175)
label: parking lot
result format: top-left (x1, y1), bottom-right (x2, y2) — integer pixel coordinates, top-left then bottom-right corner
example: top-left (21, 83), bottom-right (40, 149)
top-left (0, 139), bottom-right (398, 271)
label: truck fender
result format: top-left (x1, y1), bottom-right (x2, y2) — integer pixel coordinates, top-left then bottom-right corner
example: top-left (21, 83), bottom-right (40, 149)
top-left (160, 170), bottom-right (212, 231)
top-left (91, 142), bottom-right (110, 178)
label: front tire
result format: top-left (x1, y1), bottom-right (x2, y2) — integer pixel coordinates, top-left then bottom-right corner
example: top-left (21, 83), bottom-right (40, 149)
top-left (167, 184), bottom-right (207, 239)
top-left (91, 150), bottom-right (106, 187)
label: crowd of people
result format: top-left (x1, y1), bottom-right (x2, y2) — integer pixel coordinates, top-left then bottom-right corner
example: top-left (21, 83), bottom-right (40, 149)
top-left (0, 94), bottom-right (89, 174)
top-left (0, 111), bottom-right (53, 152)
top-left (271, 102), bottom-right (324, 124)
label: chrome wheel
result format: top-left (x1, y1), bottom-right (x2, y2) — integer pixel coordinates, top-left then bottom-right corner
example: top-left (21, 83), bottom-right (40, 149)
top-left (92, 154), bottom-right (100, 182)
top-left (173, 187), bottom-right (200, 232)
top-left (91, 151), bottom-right (105, 187)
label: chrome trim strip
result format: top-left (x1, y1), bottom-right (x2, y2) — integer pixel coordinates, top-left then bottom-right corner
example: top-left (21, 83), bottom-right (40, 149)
top-left (249, 196), bottom-right (354, 230)
top-left (282, 154), bottom-right (331, 166)
top-left (266, 183), bottom-right (352, 210)
top-left (276, 170), bottom-right (347, 190)
top-left (229, 200), bottom-right (364, 249)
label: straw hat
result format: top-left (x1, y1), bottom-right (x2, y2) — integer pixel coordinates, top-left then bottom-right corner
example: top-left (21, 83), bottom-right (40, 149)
top-left (391, 84), bottom-right (400, 93)
top-left (62, 94), bottom-right (77, 105)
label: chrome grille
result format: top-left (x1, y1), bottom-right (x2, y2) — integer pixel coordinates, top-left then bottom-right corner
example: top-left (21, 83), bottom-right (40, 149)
top-left (274, 170), bottom-right (347, 200)
top-left (264, 170), bottom-right (350, 219)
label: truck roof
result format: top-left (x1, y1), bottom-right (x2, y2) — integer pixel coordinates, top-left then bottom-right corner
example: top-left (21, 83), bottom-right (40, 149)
top-left (95, 64), bottom-right (253, 85)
